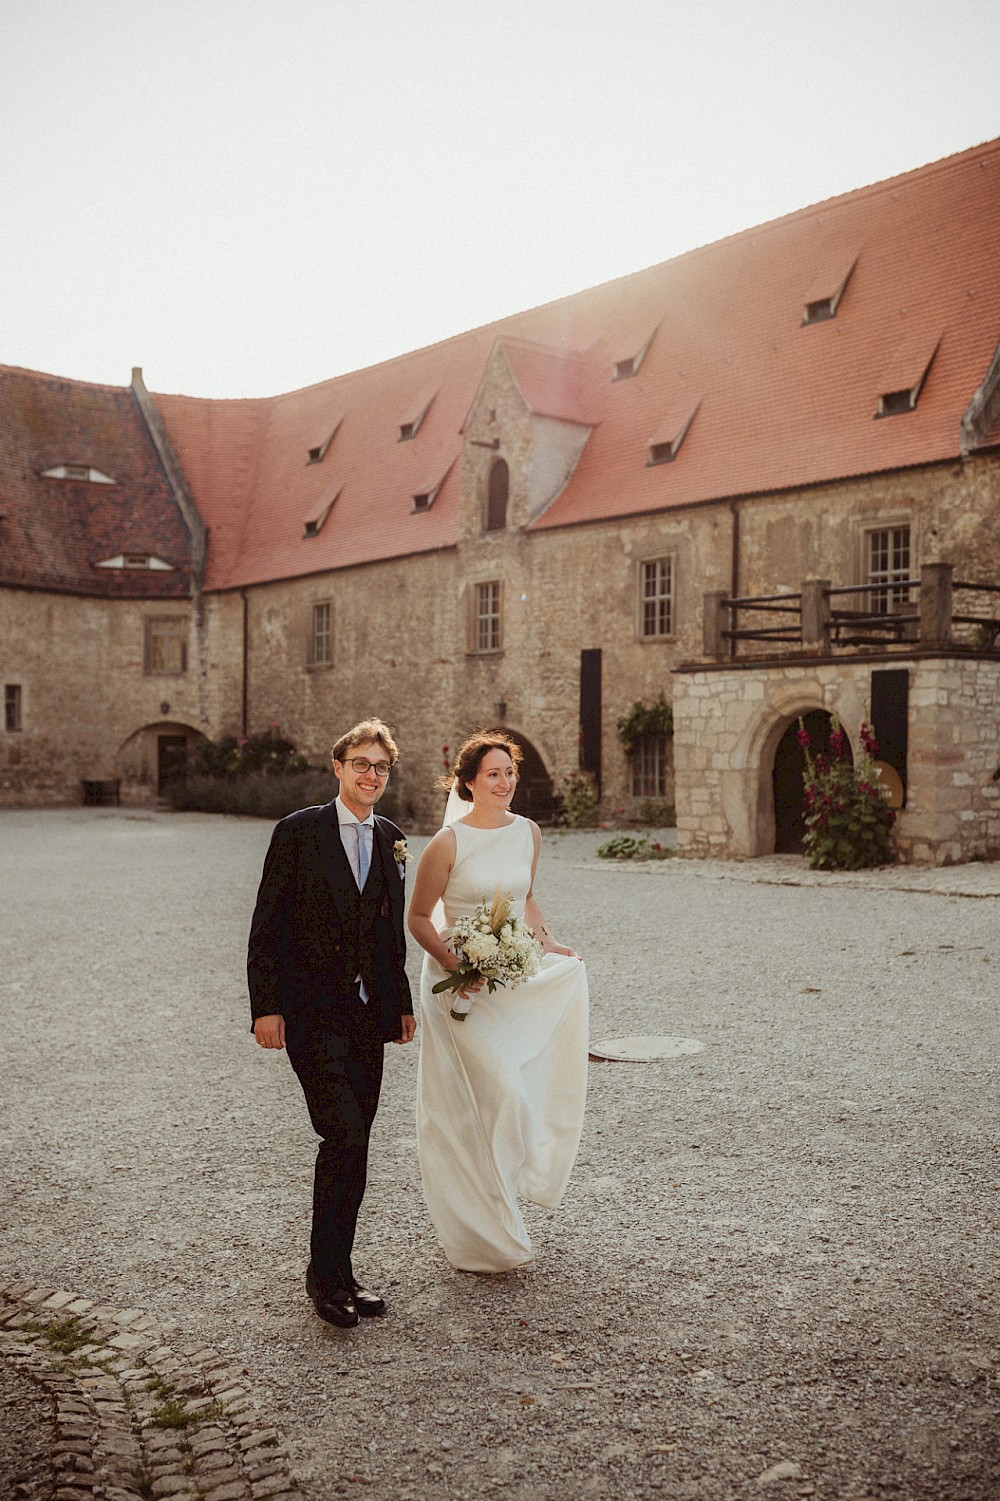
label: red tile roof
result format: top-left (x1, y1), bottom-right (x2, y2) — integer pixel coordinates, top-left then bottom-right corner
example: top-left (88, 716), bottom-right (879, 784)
top-left (157, 138), bottom-right (999, 588)
top-left (11, 139), bottom-right (995, 598)
top-left (0, 366), bottom-right (192, 596)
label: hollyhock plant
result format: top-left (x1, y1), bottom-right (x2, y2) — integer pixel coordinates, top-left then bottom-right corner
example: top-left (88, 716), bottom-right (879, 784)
top-left (798, 715), bottom-right (896, 871)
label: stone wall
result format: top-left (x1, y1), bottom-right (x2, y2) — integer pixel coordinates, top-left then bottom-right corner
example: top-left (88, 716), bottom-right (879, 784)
top-left (0, 587), bottom-right (205, 805)
top-left (673, 653), bottom-right (1000, 865)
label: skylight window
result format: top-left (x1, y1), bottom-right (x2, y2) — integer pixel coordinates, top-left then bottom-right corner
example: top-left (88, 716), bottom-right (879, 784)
top-left (41, 464), bottom-right (115, 484)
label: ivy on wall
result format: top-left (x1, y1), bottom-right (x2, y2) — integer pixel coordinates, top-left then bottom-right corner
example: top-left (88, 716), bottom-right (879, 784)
top-left (616, 692), bottom-right (674, 753)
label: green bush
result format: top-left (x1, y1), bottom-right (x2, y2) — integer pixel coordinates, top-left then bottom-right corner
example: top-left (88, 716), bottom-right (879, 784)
top-left (192, 726), bottom-right (309, 779)
top-left (597, 833), bottom-right (673, 862)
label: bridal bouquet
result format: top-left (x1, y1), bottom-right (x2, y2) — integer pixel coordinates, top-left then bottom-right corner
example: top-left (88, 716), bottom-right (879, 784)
top-left (432, 889), bottom-right (541, 1020)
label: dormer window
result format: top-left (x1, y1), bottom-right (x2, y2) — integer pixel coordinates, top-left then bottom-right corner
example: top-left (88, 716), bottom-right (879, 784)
top-left (875, 332), bottom-right (940, 419)
top-left (611, 326), bottom-right (657, 381)
top-left (41, 464), bottom-right (115, 484)
top-left (306, 419), bottom-right (342, 465)
top-left (646, 399), bottom-right (700, 466)
top-left (302, 491), bottom-right (339, 538)
top-left (398, 394), bottom-right (435, 441)
top-left (804, 297), bottom-right (836, 325)
top-left (412, 465), bottom-right (451, 514)
top-left (96, 553), bottom-right (174, 571)
top-left (801, 248), bottom-right (859, 326)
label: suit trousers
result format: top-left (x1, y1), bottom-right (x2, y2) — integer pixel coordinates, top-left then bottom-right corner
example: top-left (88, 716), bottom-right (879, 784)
top-left (286, 991), bottom-right (384, 1292)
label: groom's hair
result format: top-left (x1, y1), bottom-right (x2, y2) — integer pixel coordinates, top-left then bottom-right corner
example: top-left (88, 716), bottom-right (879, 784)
top-left (331, 719), bottom-right (400, 766)
top-left (449, 731), bottom-right (523, 801)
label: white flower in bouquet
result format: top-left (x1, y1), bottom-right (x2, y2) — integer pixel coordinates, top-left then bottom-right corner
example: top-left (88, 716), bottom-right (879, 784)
top-left (432, 888), bottom-right (542, 1020)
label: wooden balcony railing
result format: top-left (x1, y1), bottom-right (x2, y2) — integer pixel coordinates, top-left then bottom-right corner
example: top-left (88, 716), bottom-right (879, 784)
top-left (703, 563), bottom-right (1000, 660)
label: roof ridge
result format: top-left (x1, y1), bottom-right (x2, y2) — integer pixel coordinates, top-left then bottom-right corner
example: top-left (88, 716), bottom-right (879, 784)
top-left (0, 363), bottom-right (131, 393)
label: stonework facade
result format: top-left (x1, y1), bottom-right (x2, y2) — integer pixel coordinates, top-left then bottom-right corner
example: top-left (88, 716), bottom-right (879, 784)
top-left (673, 653), bottom-right (1000, 866)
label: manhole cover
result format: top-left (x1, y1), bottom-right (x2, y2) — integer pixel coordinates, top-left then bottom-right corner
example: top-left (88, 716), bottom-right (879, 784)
top-left (588, 1034), bottom-right (706, 1062)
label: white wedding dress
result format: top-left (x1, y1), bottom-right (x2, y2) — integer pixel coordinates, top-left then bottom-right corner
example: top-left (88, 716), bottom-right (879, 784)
top-left (416, 815), bottom-right (589, 1271)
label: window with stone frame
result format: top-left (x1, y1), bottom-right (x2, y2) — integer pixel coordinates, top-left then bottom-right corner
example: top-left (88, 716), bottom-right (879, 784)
top-left (865, 525), bottom-right (912, 615)
top-left (630, 734), bottom-right (670, 798)
top-left (143, 618), bottom-right (188, 675)
top-left (471, 580), bottom-right (503, 653)
top-left (309, 601), bottom-right (333, 666)
top-left (639, 556), bottom-right (674, 638)
top-left (485, 459), bottom-right (509, 532)
top-left (4, 684), bottom-right (22, 732)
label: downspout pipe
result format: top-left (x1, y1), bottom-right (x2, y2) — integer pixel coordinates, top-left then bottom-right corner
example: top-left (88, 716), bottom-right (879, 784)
top-left (241, 589), bottom-right (249, 739)
top-left (729, 501), bottom-right (740, 659)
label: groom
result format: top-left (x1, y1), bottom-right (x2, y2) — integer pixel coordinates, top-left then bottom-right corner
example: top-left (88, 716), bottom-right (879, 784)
top-left (248, 718), bottom-right (415, 1328)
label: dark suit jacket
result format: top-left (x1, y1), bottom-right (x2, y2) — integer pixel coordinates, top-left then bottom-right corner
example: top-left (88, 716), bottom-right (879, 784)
top-left (247, 800), bottom-right (413, 1044)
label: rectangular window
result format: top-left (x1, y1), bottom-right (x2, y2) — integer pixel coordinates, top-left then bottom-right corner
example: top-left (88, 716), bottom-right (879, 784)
top-left (143, 618), bottom-right (188, 675)
top-left (866, 526), bottom-right (911, 615)
top-left (640, 557), bottom-right (673, 637)
top-left (4, 684), bottom-right (22, 732)
top-left (474, 581), bottom-right (502, 653)
top-left (630, 735), bottom-right (669, 798)
top-left (310, 602), bottom-right (332, 665)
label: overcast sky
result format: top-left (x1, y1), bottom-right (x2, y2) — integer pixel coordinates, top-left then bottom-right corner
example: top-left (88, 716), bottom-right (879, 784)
top-left (2, 0), bottom-right (998, 399)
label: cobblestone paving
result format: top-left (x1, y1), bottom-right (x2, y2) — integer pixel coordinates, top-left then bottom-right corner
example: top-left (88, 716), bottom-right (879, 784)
top-left (0, 1279), bottom-right (302, 1501)
top-left (1, 810), bottom-right (998, 1501)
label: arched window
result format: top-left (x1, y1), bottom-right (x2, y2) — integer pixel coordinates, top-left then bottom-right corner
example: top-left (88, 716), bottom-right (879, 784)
top-left (485, 459), bottom-right (509, 532)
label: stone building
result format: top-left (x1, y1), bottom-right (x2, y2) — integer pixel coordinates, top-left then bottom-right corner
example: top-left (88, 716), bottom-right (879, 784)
top-left (2, 138), bottom-right (999, 861)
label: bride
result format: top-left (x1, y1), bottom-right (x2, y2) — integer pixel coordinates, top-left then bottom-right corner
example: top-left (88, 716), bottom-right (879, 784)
top-left (407, 732), bottom-right (589, 1272)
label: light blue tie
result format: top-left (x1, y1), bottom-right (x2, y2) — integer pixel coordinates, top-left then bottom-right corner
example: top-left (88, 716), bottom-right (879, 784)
top-left (355, 820), bottom-right (371, 891)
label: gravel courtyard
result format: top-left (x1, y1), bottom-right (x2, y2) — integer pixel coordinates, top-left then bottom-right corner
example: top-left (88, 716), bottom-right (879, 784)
top-left (1, 808), bottom-right (998, 1501)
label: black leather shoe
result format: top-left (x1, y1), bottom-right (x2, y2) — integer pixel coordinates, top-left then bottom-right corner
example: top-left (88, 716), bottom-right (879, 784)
top-left (306, 1263), bottom-right (359, 1328)
top-left (351, 1280), bottom-right (387, 1318)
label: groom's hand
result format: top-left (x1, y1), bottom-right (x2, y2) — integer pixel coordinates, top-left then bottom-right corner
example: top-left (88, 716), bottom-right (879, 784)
top-left (254, 1014), bottom-right (286, 1049)
top-left (394, 1014), bottom-right (417, 1045)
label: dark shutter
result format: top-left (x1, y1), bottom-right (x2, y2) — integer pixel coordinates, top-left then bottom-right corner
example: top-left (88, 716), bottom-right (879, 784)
top-left (870, 668), bottom-right (909, 800)
top-left (580, 649), bottom-right (602, 791)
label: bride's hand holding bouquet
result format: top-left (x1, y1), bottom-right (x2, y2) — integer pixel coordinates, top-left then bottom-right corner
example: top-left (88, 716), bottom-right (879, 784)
top-left (432, 888), bottom-right (541, 1020)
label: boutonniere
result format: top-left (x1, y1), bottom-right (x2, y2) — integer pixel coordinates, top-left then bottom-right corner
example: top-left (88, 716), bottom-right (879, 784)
top-left (393, 838), bottom-right (411, 870)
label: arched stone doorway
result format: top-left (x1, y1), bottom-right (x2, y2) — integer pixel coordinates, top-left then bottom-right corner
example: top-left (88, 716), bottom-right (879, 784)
top-left (501, 730), bottom-right (557, 823)
top-left (116, 721), bottom-right (205, 801)
top-left (771, 709), bottom-right (849, 852)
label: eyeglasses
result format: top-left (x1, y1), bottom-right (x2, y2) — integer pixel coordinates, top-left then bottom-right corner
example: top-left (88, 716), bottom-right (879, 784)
top-left (344, 757), bottom-right (392, 778)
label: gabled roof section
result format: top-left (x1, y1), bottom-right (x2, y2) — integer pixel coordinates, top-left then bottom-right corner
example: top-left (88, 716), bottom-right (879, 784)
top-left (0, 365), bottom-right (192, 597)
top-left (501, 338), bottom-right (601, 425)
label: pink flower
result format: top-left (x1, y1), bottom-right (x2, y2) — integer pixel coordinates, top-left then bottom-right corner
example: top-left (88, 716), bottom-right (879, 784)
top-left (797, 726), bottom-right (811, 749)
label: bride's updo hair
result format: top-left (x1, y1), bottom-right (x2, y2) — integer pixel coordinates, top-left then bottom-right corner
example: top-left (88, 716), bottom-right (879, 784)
top-left (447, 731), bottom-right (523, 802)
